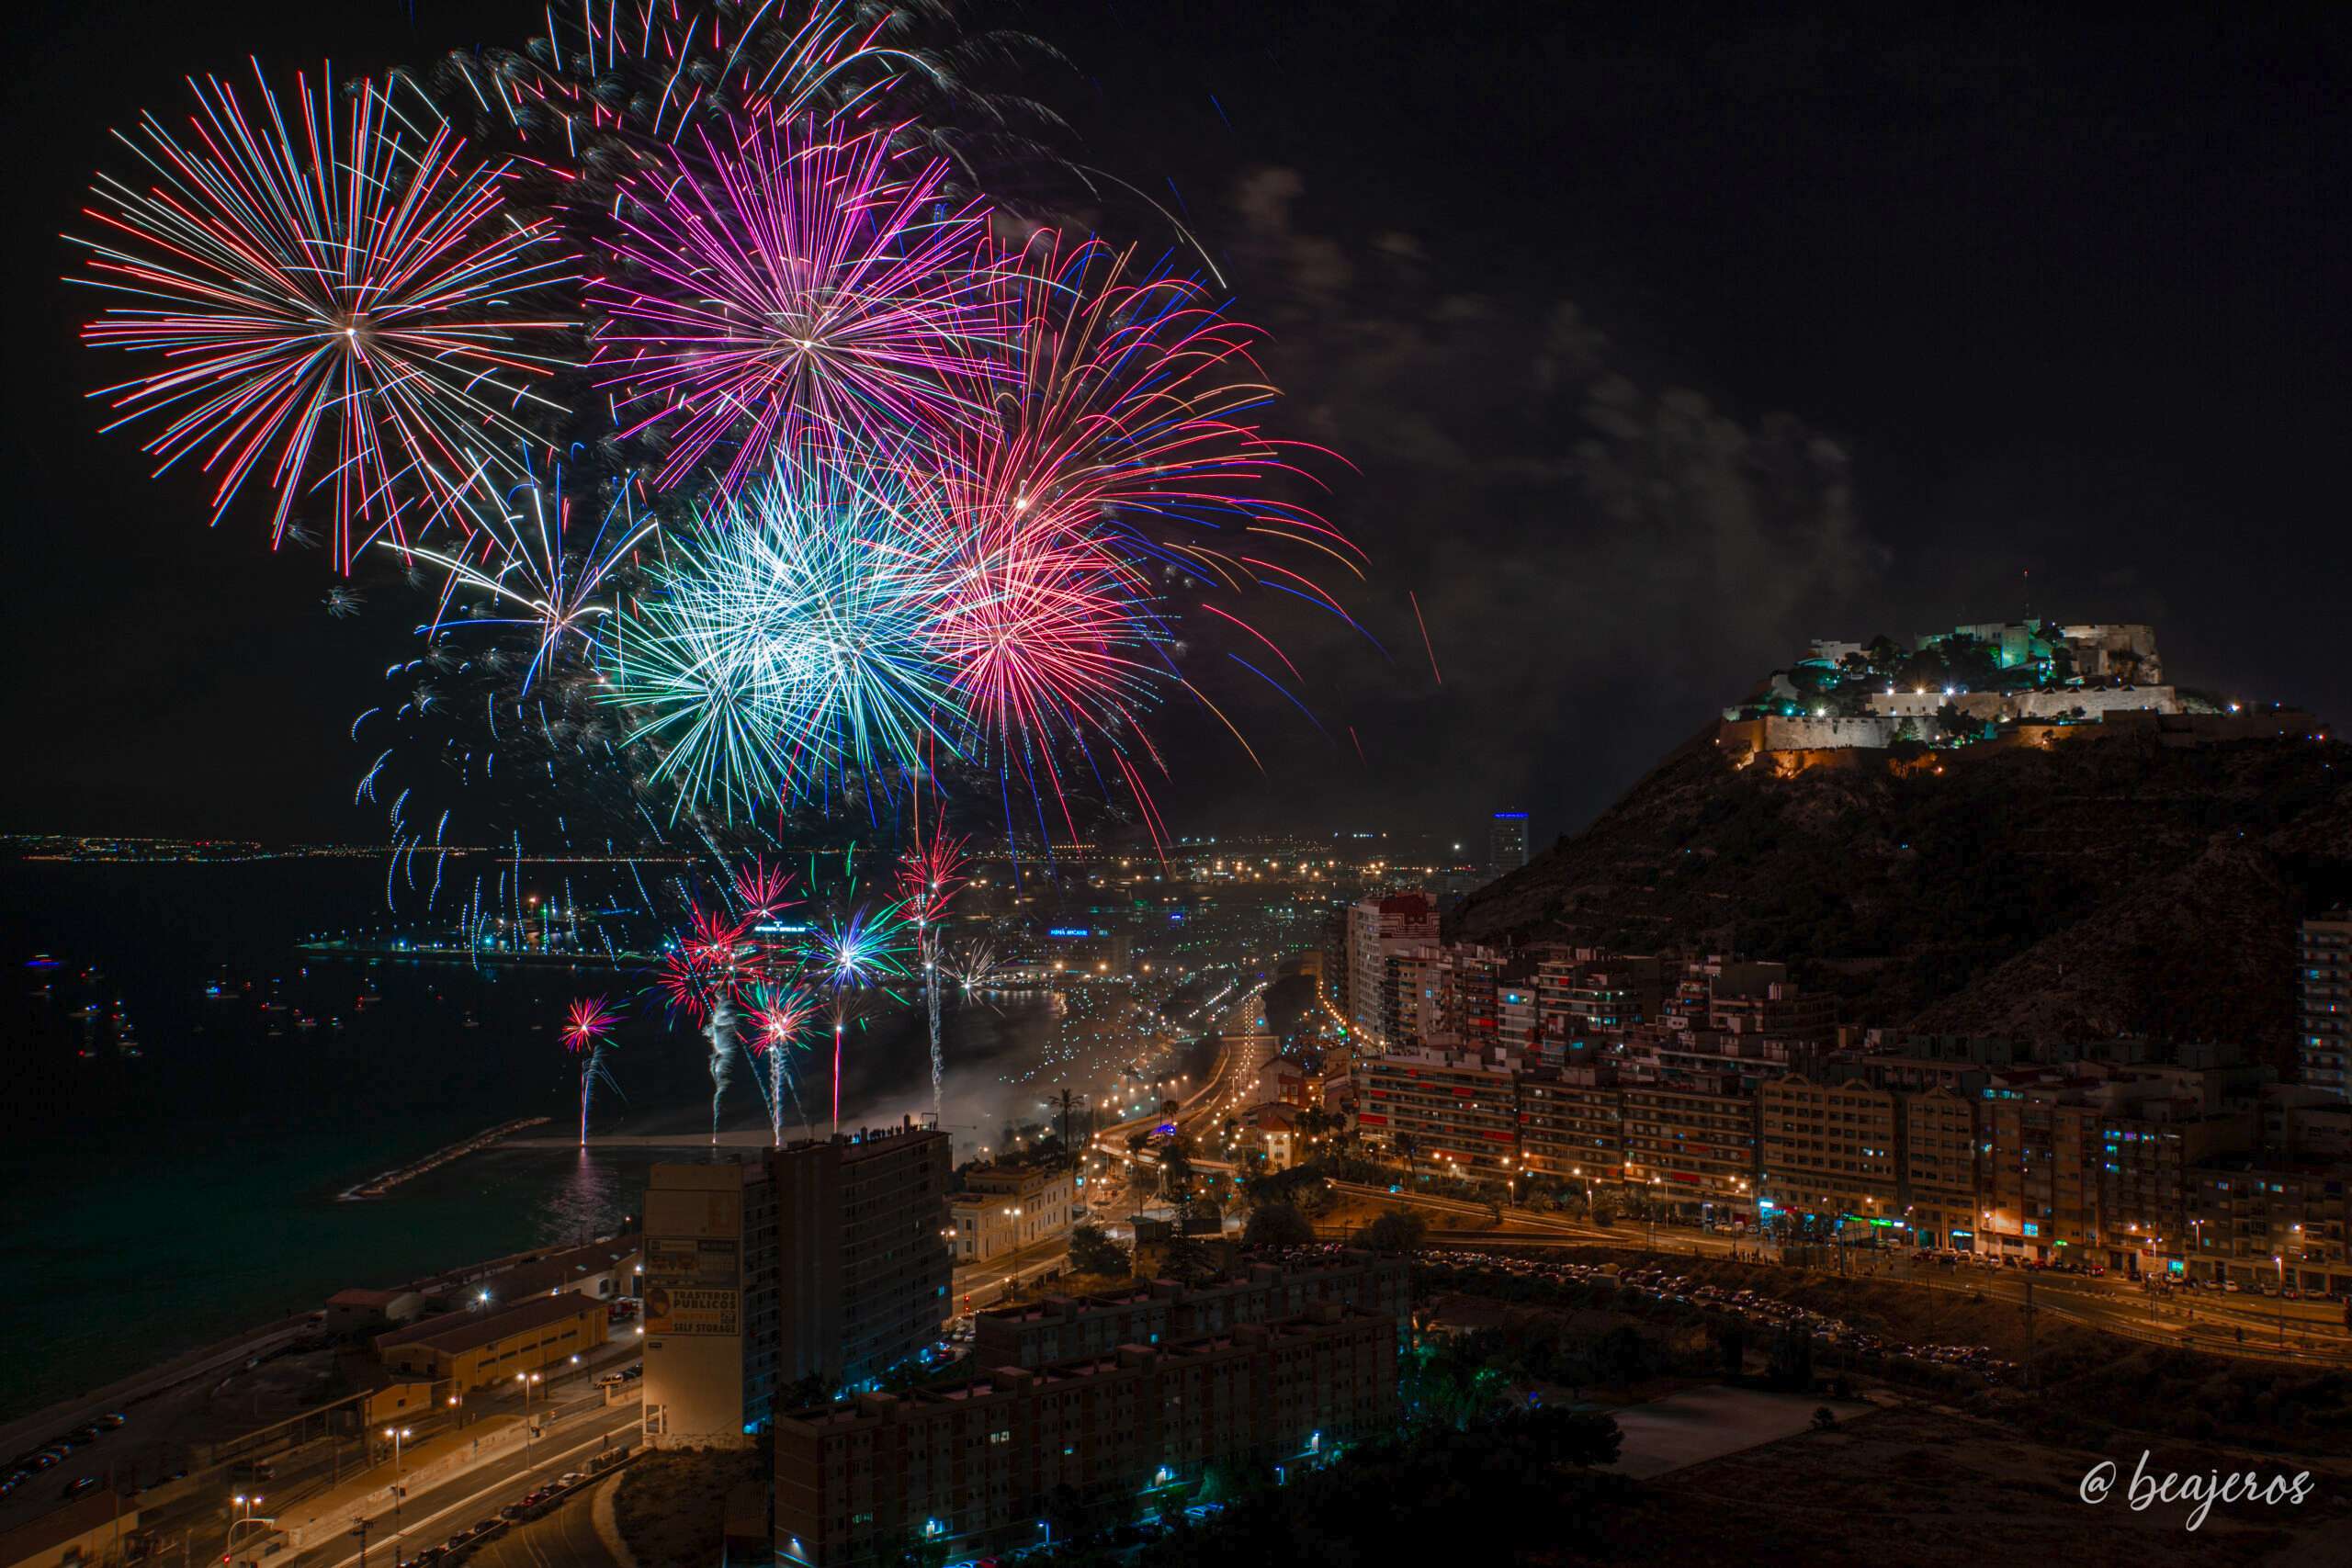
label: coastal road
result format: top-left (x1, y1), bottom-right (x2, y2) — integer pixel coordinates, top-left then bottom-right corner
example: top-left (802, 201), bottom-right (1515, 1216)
top-left (279, 1396), bottom-right (643, 1568)
top-left (462, 1472), bottom-right (628, 1568)
top-left (953, 1232), bottom-right (1079, 1314)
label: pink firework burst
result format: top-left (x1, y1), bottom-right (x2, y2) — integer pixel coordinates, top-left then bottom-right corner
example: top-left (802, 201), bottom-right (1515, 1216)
top-left (560, 995), bottom-right (620, 1052)
top-left (731, 857), bottom-right (800, 922)
top-left (590, 113), bottom-right (1003, 493)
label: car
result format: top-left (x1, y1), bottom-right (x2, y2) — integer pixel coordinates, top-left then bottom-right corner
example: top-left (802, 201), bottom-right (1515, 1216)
top-left (469, 1519), bottom-right (502, 1538)
top-left (498, 1504), bottom-right (527, 1521)
top-left (96, 1414), bottom-right (128, 1430)
top-left (596, 1373), bottom-right (627, 1389)
top-left (2224, 1280), bottom-right (2242, 1293)
top-left (2283, 1287), bottom-right (2301, 1301)
top-left (558, 1472), bottom-right (584, 1488)
top-left (69, 1426), bottom-right (102, 1445)
top-left (62, 1476), bottom-right (102, 1501)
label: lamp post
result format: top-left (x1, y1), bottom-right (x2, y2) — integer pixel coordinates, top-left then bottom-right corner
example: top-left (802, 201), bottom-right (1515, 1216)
top-left (2275, 1255), bottom-right (2287, 1348)
top-left (382, 1427), bottom-right (410, 1550)
top-left (226, 1493), bottom-right (267, 1567)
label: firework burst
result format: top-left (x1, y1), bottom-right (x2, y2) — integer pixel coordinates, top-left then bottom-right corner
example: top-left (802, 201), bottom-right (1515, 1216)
top-left (592, 114), bottom-right (1002, 493)
top-left (600, 446), bottom-right (967, 818)
top-left (74, 63), bottom-right (577, 570)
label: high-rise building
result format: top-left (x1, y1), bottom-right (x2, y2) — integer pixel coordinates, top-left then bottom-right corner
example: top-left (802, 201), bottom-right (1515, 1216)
top-left (1343, 892), bottom-right (1437, 1043)
top-left (2301, 909), bottom-right (2352, 1099)
top-left (770, 1124), bottom-right (954, 1389)
top-left (641, 1162), bottom-right (755, 1449)
top-left (641, 1123), bottom-right (953, 1445)
top-left (1488, 811), bottom-right (1529, 873)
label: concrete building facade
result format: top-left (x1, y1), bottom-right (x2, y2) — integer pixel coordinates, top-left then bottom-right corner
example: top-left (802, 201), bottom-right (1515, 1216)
top-left (775, 1305), bottom-right (1396, 1568)
top-left (949, 1162), bottom-right (1077, 1265)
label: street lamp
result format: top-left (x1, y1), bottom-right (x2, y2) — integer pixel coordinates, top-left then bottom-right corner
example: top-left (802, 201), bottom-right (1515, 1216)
top-left (227, 1493), bottom-right (268, 1566)
top-left (2275, 1255), bottom-right (2287, 1348)
top-left (382, 1427), bottom-right (411, 1546)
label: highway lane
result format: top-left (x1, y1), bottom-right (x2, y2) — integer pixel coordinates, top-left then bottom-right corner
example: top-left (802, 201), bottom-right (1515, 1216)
top-left (461, 1472), bottom-right (627, 1568)
top-left (279, 1395), bottom-right (642, 1568)
top-left (1329, 1180), bottom-right (2352, 1363)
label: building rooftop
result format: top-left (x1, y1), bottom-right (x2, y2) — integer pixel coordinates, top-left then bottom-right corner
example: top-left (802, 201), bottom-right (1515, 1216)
top-left (470, 1235), bottom-right (639, 1304)
top-left (373, 1291), bottom-right (599, 1357)
top-left (328, 1286), bottom-right (412, 1308)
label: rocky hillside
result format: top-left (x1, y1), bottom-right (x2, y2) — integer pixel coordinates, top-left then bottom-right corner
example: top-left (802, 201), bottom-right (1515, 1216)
top-left (1449, 725), bottom-right (2352, 1062)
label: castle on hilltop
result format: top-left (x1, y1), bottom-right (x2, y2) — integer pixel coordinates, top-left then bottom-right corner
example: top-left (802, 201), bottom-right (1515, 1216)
top-left (1718, 620), bottom-right (2317, 771)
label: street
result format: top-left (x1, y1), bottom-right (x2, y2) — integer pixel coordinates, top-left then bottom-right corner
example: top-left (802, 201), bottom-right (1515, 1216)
top-left (1328, 1180), bottom-right (2352, 1364)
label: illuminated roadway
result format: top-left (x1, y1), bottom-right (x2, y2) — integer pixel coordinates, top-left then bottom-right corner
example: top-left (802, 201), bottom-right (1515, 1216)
top-left (1329, 1181), bottom-right (2352, 1364)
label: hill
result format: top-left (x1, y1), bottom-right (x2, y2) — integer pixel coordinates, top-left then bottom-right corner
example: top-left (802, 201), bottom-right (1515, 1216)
top-left (1449, 725), bottom-right (2352, 1060)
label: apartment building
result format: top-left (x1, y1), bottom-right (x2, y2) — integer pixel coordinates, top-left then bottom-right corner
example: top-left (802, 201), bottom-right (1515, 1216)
top-left (2188, 1163), bottom-right (2352, 1295)
top-left (775, 1306), bottom-right (1396, 1567)
top-left (1515, 1067), bottom-right (1623, 1182)
top-left (1902, 1087), bottom-right (1979, 1249)
top-left (1353, 1047), bottom-right (1520, 1176)
top-left (1621, 1077), bottom-right (1758, 1219)
top-left (2301, 909), bottom-right (2352, 1099)
top-left (970, 1251), bottom-right (1410, 1369)
top-left (1758, 1077), bottom-right (1900, 1232)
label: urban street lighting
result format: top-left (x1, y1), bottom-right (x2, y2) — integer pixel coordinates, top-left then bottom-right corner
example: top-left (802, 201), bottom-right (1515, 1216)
top-left (381, 1427), bottom-right (412, 1547)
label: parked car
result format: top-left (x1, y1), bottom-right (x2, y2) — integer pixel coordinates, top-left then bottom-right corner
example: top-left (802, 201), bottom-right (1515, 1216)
top-left (96, 1414), bottom-right (128, 1430)
top-left (62, 1476), bottom-right (102, 1501)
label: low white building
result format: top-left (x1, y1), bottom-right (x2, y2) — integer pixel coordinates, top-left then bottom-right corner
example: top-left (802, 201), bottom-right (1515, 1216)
top-left (949, 1161), bottom-right (1077, 1263)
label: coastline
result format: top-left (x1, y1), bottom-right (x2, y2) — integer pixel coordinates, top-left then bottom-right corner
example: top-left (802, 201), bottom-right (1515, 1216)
top-left (337, 1115), bottom-right (552, 1201)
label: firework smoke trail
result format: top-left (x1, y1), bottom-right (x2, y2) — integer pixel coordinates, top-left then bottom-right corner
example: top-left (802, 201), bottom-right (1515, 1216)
top-left (895, 808), bottom-right (967, 1124)
top-left (705, 989), bottom-right (737, 1145)
top-left (71, 63), bottom-right (576, 569)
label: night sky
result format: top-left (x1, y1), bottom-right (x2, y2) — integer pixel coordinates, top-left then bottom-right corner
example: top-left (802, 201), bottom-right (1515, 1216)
top-left (6, 1), bottom-right (2346, 847)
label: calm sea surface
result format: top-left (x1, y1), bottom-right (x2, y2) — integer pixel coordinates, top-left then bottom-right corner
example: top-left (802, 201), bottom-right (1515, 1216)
top-left (0, 858), bottom-right (1056, 1422)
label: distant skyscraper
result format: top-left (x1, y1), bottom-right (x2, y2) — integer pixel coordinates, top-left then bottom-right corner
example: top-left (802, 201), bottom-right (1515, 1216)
top-left (2301, 909), bottom-right (2351, 1099)
top-left (1489, 812), bottom-right (1529, 873)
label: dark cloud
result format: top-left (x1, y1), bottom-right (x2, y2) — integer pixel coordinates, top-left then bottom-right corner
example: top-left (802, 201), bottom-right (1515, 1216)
top-left (1213, 167), bottom-right (1884, 840)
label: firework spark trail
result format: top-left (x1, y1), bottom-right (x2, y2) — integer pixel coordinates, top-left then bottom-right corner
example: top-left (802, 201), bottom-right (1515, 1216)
top-left (73, 62), bottom-right (576, 570)
top-left (561, 995), bottom-right (622, 1145)
top-left (895, 807), bottom-right (967, 1123)
top-left (750, 982), bottom-right (818, 1146)
top-left (1410, 590), bottom-right (1442, 685)
top-left (386, 456), bottom-right (660, 692)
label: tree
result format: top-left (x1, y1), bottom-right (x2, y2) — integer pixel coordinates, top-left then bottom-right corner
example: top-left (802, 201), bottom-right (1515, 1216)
top-left (1242, 1201), bottom-right (1315, 1248)
top-left (1159, 1232), bottom-right (1217, 1285)
top-left (1068, 1224), bottom-right (1131, 1279)
top-left (1713, 1319), bottom-right (1749, 1380)
top-left (1362, 1207), bottom-right (1428, 1254)
top-left (1767, 1325), bottom-right (1814, 1391)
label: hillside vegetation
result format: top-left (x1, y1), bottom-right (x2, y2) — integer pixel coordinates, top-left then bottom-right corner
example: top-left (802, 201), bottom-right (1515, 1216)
top-left (1450, 727), bottom-right (2352, 1060)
